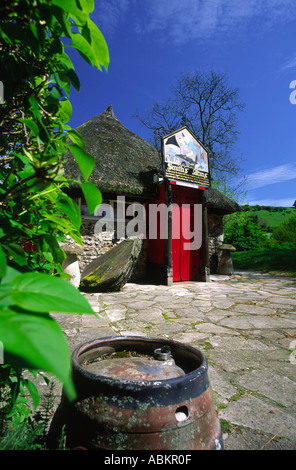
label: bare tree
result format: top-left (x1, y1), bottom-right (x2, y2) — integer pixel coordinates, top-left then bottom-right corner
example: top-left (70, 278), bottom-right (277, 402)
top-left (134, 69), bottom-right (246, 196)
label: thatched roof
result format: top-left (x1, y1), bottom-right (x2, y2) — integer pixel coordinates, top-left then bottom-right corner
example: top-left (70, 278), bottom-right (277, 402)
top-left (63, 105), bottom-right (162, 196)
top-left (204, 187), bottom-right (241, 214)
top-left (63, 105), bottom-right (240, 214)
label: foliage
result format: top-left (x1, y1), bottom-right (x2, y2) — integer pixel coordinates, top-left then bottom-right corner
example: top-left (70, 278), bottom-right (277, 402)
top-left (0, 365), bottom-right (37, 425)
top-left (134, 68), bottom-right (245, 196)
top-left (211, 176), bottom-right (247, 204)
top-left (224, 206), bottom-right (296, 255)
top-left (0, 420), bottom-right (46, 450)
top-left (0, 378), bottom-right (59, 450)
top-left (272, 214), bottom-right (296, 248)
top-left (223, 212), bottom-right (268, 251)
top-left (0, 0), bottom-right (109, 422)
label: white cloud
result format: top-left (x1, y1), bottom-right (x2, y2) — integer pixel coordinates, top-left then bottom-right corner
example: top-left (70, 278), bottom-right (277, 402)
top-left (248, 198), bottom-right (295, 207)
top-left (246, 164), bottom-right (296, 190)
top-left (93, 0), bottom-right (134, 35)
top-left (278, 55), bottom-right (296, 73)
top-left (93, 0), bottom-right (296, 45)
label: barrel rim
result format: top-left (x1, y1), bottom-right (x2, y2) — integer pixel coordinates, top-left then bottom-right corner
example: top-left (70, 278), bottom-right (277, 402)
top-left (71, 335), bottom-right (208, 388)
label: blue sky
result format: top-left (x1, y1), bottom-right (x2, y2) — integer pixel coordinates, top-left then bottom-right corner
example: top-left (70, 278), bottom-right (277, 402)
top-left (68, 0), bottom-right (296, 206)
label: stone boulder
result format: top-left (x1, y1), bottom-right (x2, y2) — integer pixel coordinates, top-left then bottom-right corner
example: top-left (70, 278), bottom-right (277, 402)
top-left (59, 241), bottom-right (84, 288)
top-left (80, 237), bottom-right (142, 292)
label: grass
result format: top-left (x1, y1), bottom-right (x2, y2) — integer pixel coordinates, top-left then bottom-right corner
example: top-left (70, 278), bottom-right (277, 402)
top-left (232, 248), bottom-right (296, 278)
top-left (243, 208), bottom-right (296, 228)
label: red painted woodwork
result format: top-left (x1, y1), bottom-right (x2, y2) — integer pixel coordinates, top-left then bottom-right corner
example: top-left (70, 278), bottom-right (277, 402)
top-left (147, 183), bottom-right (203, 282)
top-left (171, 185), bottom-right (202, 282)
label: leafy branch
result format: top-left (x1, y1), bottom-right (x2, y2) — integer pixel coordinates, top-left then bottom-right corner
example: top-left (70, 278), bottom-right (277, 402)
top-left (0, 0), bottom-right (109, 413)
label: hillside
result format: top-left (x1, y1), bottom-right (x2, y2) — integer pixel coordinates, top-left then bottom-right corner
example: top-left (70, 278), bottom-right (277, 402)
top-left (229, 205), bottom-right (296, 277)
top-left (240, 205), bottom-right (296, 229)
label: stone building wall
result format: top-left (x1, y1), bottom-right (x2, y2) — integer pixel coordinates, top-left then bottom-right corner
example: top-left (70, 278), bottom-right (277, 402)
top-left (207, 213), bottom-right (224, 274)
top-left (64, 213), bottom-right (225, 285)
top-left (77, 218), bottom-right (148, 282)
top-left (78, 218), bottom-right (116, 273)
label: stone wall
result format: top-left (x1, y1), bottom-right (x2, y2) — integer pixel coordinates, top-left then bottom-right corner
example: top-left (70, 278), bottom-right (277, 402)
top-left (78, 218), bottom-right (117, 273)
top-left (207, 213), bottom-right (224, 274)
top-left (78, 218), bottom-right (148, 282)
top-left (63, 213), bottom-right (225, 285)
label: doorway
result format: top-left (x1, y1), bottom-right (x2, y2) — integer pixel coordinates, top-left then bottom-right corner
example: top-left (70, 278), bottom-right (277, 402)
top-left (171, 185), bottom-right (202, 282)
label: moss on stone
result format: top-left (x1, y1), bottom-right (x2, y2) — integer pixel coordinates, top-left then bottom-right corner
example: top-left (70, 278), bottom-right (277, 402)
top-left (80, 237), bottom-right (142, 292)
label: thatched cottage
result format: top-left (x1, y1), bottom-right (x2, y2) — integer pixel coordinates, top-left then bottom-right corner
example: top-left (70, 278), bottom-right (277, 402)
top-left (63, 105), bottom-right (240, 285)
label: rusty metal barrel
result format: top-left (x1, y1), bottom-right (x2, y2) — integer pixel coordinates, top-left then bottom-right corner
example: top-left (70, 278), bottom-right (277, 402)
top-left (48, 336), bottom-right (223, 450)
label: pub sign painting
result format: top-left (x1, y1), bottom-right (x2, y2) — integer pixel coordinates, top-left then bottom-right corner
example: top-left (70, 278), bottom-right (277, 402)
top-left (162, 127), bottom-right (210, 187)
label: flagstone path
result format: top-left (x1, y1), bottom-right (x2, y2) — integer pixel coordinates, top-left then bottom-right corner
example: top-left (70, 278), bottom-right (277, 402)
top-left (53, 271), bottom-right (296, 450)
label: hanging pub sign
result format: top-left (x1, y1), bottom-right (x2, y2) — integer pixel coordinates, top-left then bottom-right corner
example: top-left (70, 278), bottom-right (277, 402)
top-left (162, 127), bottom-right (210, 187)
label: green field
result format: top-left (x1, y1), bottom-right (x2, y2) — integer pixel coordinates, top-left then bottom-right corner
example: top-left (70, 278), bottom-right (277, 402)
top-left (232, 249), bottom-right (296, 278)
top-left (242, 207), bottom-right (296, 228)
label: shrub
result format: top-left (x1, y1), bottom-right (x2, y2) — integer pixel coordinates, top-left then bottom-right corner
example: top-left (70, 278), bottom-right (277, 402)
top-left (223, 212), bottom-right (268, 251)
top-left (272, 214), bottom-right (296, 248)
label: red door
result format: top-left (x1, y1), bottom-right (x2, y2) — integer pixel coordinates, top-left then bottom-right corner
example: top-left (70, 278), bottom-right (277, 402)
top-left (171, 185), bottom-right (202, 282)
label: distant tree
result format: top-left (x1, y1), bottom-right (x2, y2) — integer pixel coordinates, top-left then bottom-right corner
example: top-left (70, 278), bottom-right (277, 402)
top-left (134, 69), bottom-right (245, 197)
top-left (293, 200), bottom-right (296, 208)
top-left (223, 212), bottom-right (268, 251)
top-left (272, 215), bottom-right (296, 248)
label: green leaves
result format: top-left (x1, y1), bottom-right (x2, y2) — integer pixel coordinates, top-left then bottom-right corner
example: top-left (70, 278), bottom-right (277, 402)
top-left (52, 0), bottom-right (89, 19)
top-left (0, 0), bottom-right (108, 407)
top-left (55, 193), bottom-right (81, 231)
top-left (58, 98), bottom-right (72, 123)
top-left (2, 244), bottom-right (27, 267)
top-left (224, 212), bottom-right (268, 251)
top-left (52, 0), bottom-right (109, 71)
top-left (69, 32), bottom-right (97, 65)
top-left (0, 247), bottom-right (7, 280)
top-left (272, 214), bottom-right (296, 248)
top-left (67, 144), bottom-right (95, 181)
top-left (0, 308), bottom-right (76, 401)
top-left (83, 17), bottom-right (109, 71)
top-left (11, 272), bottom-right (93, 314)
top-left (69, 25), bottom-right (109, 71)
top-left (80, 181), bottom-right (102, 215)
top-left (28, 95), bottom-right (42, 123)
top-left (0, 268), bottom-right (95, 400)
top-left (18, 119), bottom-right (39, 137)
top-left (28, 94), bottom-right (49, 142)
top-left (66, 128), bottom-right (85, 148)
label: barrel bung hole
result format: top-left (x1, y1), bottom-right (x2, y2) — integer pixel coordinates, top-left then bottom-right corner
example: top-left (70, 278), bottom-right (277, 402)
top-left (175, 406), bottom-right (189, 422)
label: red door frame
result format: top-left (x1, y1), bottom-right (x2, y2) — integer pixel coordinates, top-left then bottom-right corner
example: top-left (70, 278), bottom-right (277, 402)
top-left (171, 184), bottom-right (202, 282)
top-left (147, 183), bottom-right (203, 283)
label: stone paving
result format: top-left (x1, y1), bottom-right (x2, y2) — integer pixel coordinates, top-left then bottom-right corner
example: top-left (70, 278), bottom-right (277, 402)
top-left (53, 270), bottom-right (296, 450)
